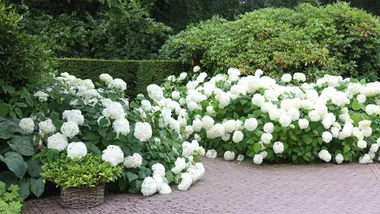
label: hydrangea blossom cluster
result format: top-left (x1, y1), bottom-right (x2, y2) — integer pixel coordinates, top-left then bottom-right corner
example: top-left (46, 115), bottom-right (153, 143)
top-left (161, 67), bottom-right (380, 165)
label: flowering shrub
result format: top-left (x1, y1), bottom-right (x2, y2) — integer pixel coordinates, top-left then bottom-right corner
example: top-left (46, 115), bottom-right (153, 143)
top-left (161, 66), bottom-right (380, 165)
top-left (1, 71), bottom-right (205, 197)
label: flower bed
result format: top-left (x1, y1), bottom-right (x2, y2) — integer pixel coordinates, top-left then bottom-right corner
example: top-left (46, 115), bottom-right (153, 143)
top-left (161, 66), bottom-right (380, 164)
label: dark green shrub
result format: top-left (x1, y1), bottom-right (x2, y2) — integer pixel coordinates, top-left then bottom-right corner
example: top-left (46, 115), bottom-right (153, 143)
top-left (0, 3), bottom-right (53, 94)
top-left (56, 58), bottom-right (184, 97)
top-left (160, 3), bottom-right (380, 81)
top-left (18, 2), bottom-right (171, 59)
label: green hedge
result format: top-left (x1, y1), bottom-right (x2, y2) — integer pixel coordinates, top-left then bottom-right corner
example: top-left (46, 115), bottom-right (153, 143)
top-left (56, 58), bottom-right (184, 97)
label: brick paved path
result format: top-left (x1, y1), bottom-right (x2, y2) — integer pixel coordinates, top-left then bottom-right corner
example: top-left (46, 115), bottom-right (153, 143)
top-left (23, 157), bottom-right (380, 214)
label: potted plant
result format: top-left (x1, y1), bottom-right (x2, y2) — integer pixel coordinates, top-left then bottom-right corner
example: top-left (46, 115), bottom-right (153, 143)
top-left (40, 152), bottom-right (123, 209)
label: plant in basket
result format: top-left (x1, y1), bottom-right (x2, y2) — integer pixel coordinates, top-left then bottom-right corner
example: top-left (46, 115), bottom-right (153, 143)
top-left (40, 144), bottom-right (123, 209)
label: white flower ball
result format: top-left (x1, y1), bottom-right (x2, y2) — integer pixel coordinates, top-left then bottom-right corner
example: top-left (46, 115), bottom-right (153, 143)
top-left (141, 100), bottom-right (152, 111)
top-left (252, 94), bottom-right (265, 107)
top-left (260, 151), bottom-right (268, 159)
top-left (263, 123), bottom-right (274, 133)
top-left (47, 133), bottom-right (68, 151)
top-left (124, 153), bottom-right (143, 168)
top-left (159, 183), bottom-right (172, 195)
top-left (279, 115), bottom-right (292, 127)
top-left (19, 118), bottom-right (35, 134)
top-left (38, 119), bottom-right (56, 134)
top-left (134, 122), bottom-right (152, 142)
top-left (33, 91), bottom-right (49, 102)
top-left (293, 73), bottom-right (306, 82)
top-left (335, 154), bottom-right (344, 164)
top-left (61, 121), bottom-right (79, 139)
top-left (322, 131), bottom-right (333, 143)
top-left (318, 150), bottom-right (331, 162)
top-left (202, 116), bottom-right (215, 130)
top-left (178, 173), bottom-right (193, 191)
top-left (298, 118), bottom-right (309, 129)
top-left (232, 131), bottom-right (244, 143)
top-left (206, 149), bottom-right (217, 159)
top-left (67, 142), bottom-right (87, 160)
top-left (171, 157), bottom-right (186, 174)
top-left (99, 73), bottom-right (113, 84)
top-left (172, 91), bottom-right (181, 100)
top-left (370, 144), bottom-right (379, 153)
top-left (261, 133), bottom-right (273, 144)
top-left (224, 151), bottom-right (235, 161)
top-left (273, 141), bottom-right (284, 154)
top-left (281, 74), bottom-right (292, 83)
top-left (141, 177), bottom-right (157, 196)
top-left (365, 104), bottom-right (379, 116)
top-left (112, 118), bottom-right (130, 137)
top-left (253, 154), bottom-right (263, 165)
top-left (179, 72), bottom-right (188, 80)
top-left (101, 145), bottom-right (124, 166)
top-left (222, 133), bottom-right (230, 141)
top-left (147, 84), bottom-right (164, 101)
top-left (193, 66), bottom-right (201, 72)
top-left (237, 154), bottom-right (245, 161)
top-left (357, 94), bottom-right (366, 104)
top-left (359, 154), bottom-right (372, 164)
top-left (357, 140), bottom-right (367, 149)
top-left (152, 163), bottom-right (166, 178)
top-left (108, 78), bottom-right (127, 91)
top-left (308, 110), bottom-right (321, 122)
top-left (244, 118), bottom-right (258, 131)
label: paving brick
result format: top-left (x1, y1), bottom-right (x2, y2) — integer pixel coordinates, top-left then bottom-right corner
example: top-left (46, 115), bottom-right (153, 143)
top-left (23, 157), bottom-right (380, 214)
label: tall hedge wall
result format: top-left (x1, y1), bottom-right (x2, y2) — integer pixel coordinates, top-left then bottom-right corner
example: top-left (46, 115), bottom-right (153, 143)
top-left (56, 58), bottom-right (184, 97)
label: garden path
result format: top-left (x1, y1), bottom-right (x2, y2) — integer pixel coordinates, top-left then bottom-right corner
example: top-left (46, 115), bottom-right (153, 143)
top-left (23, 157), bottom-right (380, 214)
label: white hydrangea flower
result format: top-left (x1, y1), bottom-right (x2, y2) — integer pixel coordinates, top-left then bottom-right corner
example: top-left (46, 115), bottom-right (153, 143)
top-left (19, 118), bottom-right (35, 134)
top-left (112, 118), bottom-right (130, 137)
top-left (216, 92), bottom-right (231, 109)
top-left (38, 119), bottom-right (56, 135)
top-left (335, 154), bottom-right (344, 164)
top-left (298, 118), bottom-right (309, 129)
top-left (193, 66), bottom-right (201, 73)
top-left (223, 151), bottom-right (235, 161)
top-left (33, 91), bottom-right (49, 102)
top-left (206, 124), bottom-right (225, 139)
top-left (359, 154), bottom-right (372, 164)
top-left (357, 94), bottom-right (366, 104)
top-left (63, 109), bottom-right (84, 125)
top-left (182, 140), bottom-right (200, 157)
top-left (67, 142), bottom-right (87, 160)
top-left (141, 100), bottom-right (152, 112)
top-left (202, 116), bottom-right (214, 130)
top-left (318, 150), bottom-right (331, 162)
top-left (255, 69), bottom-right (263, 77)
top-left (293, 73), bottom-right (306, 82)
top-left (279, 115), bottom-right (292, 127)
top-left (281, 74), bottom-right (292, 83)
top-left (47, 133), bottom-right (68, 151)
top-left (123, 153), bottom-right (143, 168)
top-left (134, 122), bottom-right (152, 142)
top-left (187, 162), bottom-right (205, 183)
top-left (178, 173), bottom-right (193, 191)
top-left (261, 133), bottom-right (273, 144)
top-left (141, 177), bottom-right (157, 196)
top-left (251, 94), bottom-right (265, 107)
top-left (108, 78), bottom-right (127, 91)
top-left (159, 183), bottom-right (172, 195)
top-left (152, 163), bottom-right (166, 178)
top-left (322, 131), bottom-right (333, 143)
top-left (357, 140), bottom-right (367, 149)
top-left (61, 121), bottom-right (80, 139)
top-left (153, 174), bottom-right (164, 191)
top-left (99, 73), bottom-right (113, 84)
top-left (194, 134), bottom-right (201, 141)
top-left (206, 149), bottom-right (217, 159)
top-left (171, 157), bottom-right (186, 174)
top-left (172, 91), bottom-right (181, 100)
top-left (101, 145), bottom-right (124, 166)
top-left (370, 144), bottom-right (379, 153)
top-left (253, 154), bottom-right (263, 165)
top-left (263, 123), bottom-right (274, 133)
top-left (102, 102), bottom-right (125, 120)
top-left (237, 154), bottom-right (245, 161)
top-left (273, 141), bottom-right (284, 154)
top-left (365, 104), bottom-right (379, 116)
top-left (222, 133), bottom-right (230, 141)
top-left (244, 118), bottom-right (258, 131)
top-left (232, 131), bottom-right (244, 143)
top-left (308, 110), bottom-right (321, 122)
top-left (147, 84), bottom-right (164, 101)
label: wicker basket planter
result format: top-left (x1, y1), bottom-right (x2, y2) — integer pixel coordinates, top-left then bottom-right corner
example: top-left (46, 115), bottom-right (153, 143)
top-left (60, 184), bottom-right (105, 209)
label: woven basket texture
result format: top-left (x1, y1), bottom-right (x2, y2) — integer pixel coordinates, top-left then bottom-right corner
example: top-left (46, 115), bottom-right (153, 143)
top-left (60, 184), bottom-right (105, 209)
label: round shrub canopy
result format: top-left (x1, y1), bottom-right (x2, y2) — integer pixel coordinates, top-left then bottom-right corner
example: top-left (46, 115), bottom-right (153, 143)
top-left (160, 3), bottom-right (380, 81)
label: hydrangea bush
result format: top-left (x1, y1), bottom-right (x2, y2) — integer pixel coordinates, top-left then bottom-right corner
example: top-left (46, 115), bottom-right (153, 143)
top-left (9, 72), bottom-right (205, 197)
top-left (161, 66), bottom-right (380, 165)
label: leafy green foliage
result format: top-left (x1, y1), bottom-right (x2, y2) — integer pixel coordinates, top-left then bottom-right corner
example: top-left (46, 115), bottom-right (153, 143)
top-left (17, 2), bottom-right (171, 60)
top-left (0, 2), bottom-right (54, 97)
top-left (0, 182), bottom-right (23, 214)
top-left (41, 154), bottom-right (123, 189)
top-left (160, 3), bottom-right (380, 81)
top-left (56, 58), bottom-right (184, 97)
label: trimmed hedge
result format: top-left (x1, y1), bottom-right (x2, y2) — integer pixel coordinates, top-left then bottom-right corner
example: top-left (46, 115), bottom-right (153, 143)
top-left (56, 58), bottom-right (184, 97)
